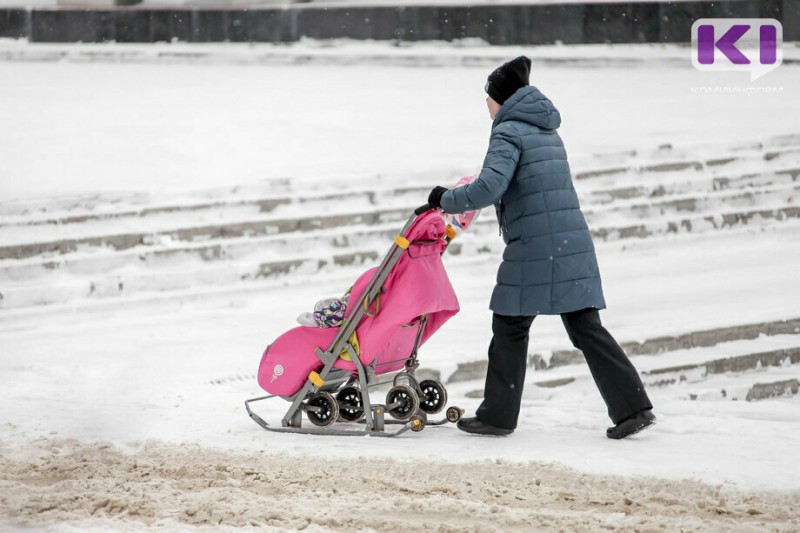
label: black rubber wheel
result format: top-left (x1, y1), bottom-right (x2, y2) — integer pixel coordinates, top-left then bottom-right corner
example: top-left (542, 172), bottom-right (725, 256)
top-left (306, 392), bottom-right (339, 427)
top-left (385, 385), bottom-right (419, 421)
top-left (418, 379), bottom-right (448, 415)
top-left (336, 387), bottom-right (364, 422)
top-left (446, 406), bottom-right (463, 423)
top-left (410, 416), bottom-right (425, 432)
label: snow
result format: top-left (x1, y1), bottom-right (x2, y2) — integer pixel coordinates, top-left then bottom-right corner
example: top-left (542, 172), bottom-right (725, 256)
top-left (1, 40), bottom-right (799, 202)
top-left (1, 39), bottom-right (800, 530)
top-left (2, 267), bottom-right (800, 503)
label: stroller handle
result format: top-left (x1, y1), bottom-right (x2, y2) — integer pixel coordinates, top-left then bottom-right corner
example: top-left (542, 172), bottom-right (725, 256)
top-left (414, 203), bottom-right (433, 216)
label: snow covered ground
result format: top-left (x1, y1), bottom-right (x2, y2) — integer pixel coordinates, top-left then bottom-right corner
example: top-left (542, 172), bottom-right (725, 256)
top-left (1, 40), bottom-right (800, 531)
top-left (2, 39), bottom-right (799, 201)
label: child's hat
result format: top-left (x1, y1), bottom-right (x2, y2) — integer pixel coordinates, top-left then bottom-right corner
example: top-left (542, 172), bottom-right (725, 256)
top-left (484, 56), bottom-right (532, 106)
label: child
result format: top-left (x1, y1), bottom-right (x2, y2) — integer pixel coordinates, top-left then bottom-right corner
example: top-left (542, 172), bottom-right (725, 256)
top-left (297, 294), bottom-right (349, 328)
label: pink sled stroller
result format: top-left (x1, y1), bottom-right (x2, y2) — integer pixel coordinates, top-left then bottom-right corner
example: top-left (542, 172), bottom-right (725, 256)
top-left (245, 179), bottom-right (480, 437)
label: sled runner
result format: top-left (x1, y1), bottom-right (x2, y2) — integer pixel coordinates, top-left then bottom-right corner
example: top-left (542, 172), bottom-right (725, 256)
top-left (245, 178), bottom-right (480, 437)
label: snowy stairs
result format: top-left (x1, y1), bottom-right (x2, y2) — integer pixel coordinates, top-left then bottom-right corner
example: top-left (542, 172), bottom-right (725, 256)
top-left (0, 133), bottom-right (799, 311)
top-left (456, 317), bottom-right (800, 404)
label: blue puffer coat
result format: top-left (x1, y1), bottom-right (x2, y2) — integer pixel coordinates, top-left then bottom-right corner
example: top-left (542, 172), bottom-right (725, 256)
top-left (440, 85), bottom-right (606, 316)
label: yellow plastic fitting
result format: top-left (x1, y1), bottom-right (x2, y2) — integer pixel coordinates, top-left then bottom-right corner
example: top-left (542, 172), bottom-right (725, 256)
top-left (394, 235), bottom-right (410, 249)
top-left (308, 371), bottom-right (325, 387)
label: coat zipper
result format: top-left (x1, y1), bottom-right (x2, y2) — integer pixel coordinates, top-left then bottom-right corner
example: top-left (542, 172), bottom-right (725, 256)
top-left (498, 200), bottom-right (509, 237)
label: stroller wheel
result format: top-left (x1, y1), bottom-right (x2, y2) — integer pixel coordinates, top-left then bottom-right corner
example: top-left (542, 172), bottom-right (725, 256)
top-left (336, 387), bottom-right (364, 422)
top-left (410, 416), bottom-right (425, 432)
top-left (385, 385), bottom-right (420, 421)
top-left (418, 379), bottom-right (448, 415)
top-left (446, 406), bottom-right (464, 423)
top-left (305, 392), bottom-right (339, 427)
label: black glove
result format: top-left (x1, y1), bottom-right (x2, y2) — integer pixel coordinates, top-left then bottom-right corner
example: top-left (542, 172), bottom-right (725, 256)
top-left (427, 186), bottom-right (448, 209)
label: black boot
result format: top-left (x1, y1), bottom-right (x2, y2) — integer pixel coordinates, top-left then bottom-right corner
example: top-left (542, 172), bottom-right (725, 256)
top-left (606, 409), bottom-right (656, 439)
top-left (457, 417), bottom-right (514, 436)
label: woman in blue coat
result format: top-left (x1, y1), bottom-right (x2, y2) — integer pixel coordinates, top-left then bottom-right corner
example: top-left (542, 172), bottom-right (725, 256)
top-left (428, 56), bottom-right (654, 439)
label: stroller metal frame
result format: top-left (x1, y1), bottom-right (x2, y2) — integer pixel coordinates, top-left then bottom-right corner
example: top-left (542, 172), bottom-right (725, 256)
top-left (245, 204), bottom-right (463, 437)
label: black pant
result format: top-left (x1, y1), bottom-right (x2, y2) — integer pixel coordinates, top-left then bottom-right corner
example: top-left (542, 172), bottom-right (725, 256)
top-left (475, 308), bottom-right (653, 430)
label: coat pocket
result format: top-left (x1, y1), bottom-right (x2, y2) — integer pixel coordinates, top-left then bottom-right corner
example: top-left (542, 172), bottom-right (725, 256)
top-left (497, 201), bottom-right (510, 242)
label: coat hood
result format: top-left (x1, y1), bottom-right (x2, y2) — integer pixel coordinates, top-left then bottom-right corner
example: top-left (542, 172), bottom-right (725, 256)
top-left (493, 85), bottom-right (562, 130)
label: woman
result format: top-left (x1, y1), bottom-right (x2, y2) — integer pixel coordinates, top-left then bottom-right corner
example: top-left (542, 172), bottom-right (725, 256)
top-left (427, 56), bottom-right (655, 439)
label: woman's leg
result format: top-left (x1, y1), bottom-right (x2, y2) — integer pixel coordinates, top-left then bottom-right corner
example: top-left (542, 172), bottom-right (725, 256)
top-left (475, 313), bottom-right (536, 430)
top-left (561, 308), bottom-right (652, 425)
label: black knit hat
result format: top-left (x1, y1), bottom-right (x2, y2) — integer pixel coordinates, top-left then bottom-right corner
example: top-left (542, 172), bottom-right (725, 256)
top-left (484, 56), bottom-right (532, 105)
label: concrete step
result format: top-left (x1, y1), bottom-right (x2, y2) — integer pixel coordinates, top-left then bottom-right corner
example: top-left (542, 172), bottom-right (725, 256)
top-left (447, 317), bottom-right (800, 383)
top-left (466, 374), bottom-right (800, 403)
top-left (8, 168), bottom-right (795, 271)
top-left (0, 222), bottom-right (402, 280)
top-left (3, 139), bottom-right (797, 250)
top-left (466, 191), bottom-right (800, 243)
top-left (0, 247), bottom-right (389, 309)
top-left (0, 239), bottom-right (483, 310)
top-left (549, 318), bottom-right (800, 368)
top-left (3, 133), bottom-right (798, 310)
top-left (572, 144), bottom-right (800, 182)
top-left (586, 168), bottom-right (799, 205)
top-left (4, 156), bottom-right (795, 237)
top-left (0, 206), bottom-right (416, 261)
top-left (461, 337), bottom-right (800, 402)
top-left (743, 379), bottom-right (799, 401)
top-left (584, 182), bottom-right (799, 224)
top-left (0, 218), bottom-right (488, 289)
top-left (588, 204), bottom-right (800, 241)
top-left (4, 175), bottom-right (796, 266)
top-left (3, 202), bottom-right (797, 308)
top-left (2, 132), bottom-right (794, 221)
top-left (654, 364), bottom-right (800, 402)
top-left (9, 174), bottom-right (800, 280)
top-left (642, 347), bottom-right (800, 387)
top-left (0, 184), bottom-right (423, 233)
top-left (2, 138), bottom-right (796, 262)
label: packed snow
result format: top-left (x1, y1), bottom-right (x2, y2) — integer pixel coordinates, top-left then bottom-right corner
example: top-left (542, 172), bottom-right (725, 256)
top-left (1, 39), bottom-right (799, 531)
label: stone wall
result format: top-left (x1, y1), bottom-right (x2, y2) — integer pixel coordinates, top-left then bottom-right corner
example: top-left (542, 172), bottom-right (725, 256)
top-left (0, 0), bottom-right (796, 44)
